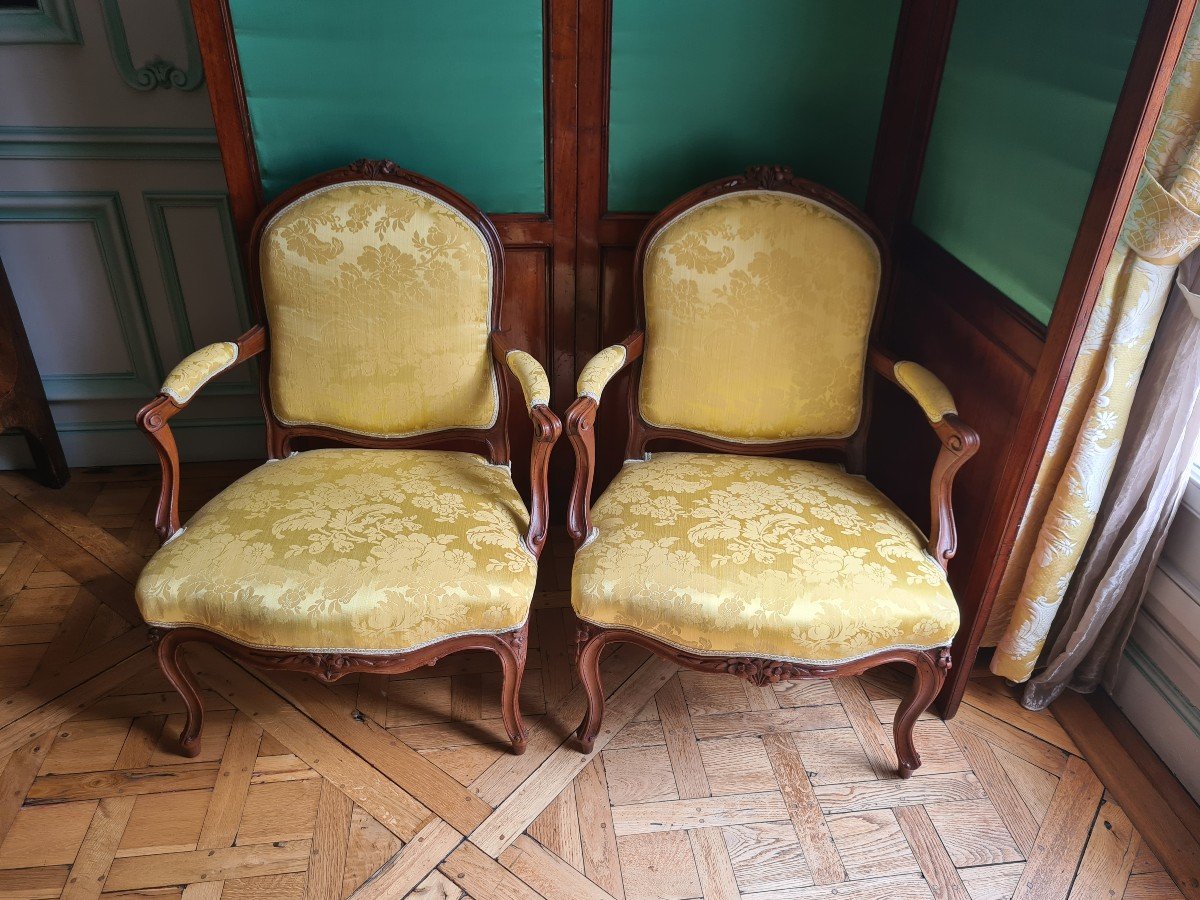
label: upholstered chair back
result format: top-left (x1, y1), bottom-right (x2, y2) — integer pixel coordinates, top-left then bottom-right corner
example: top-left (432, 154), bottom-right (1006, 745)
top-left (638, 190), bottom-right (882, 442)
top-left (258, 181), bottom-right (498, 437)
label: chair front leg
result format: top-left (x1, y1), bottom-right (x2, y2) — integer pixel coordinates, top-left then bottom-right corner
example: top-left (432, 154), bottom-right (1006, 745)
top-left (893, 647), bottom-right (951, 778)
top-left (574, 623), bottom-right (607, 753)
top-left (495, 622), bottom-right (530, 755)
top-left (150, 628), bottom-right (205, 758)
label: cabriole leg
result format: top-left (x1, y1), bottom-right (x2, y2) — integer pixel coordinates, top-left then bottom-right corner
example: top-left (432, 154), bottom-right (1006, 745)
top-left (892, 647), bottom-right (950, 778)
top-left (575, 628), bottom-right (606, 753)
top-left (151, 628), bottom-right (204, 758)
top-left (496, 624), bottom-right (529, 755)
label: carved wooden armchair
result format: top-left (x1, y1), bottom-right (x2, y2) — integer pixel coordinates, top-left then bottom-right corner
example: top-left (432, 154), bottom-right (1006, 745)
top-left (566, 167), bottom-right (978, 777)
top-left (135, 161), bottom-right (560, 757)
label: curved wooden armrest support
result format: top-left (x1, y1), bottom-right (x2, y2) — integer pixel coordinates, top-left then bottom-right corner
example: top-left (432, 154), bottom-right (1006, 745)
top-left (928, 413), bottom-right (980, 567)
top-left (566, 395), bottom-right (599, 547)
top-left (490, 333), bottom-right (561, 558)
top-left (137, 326), bottom-right (266, 544)
top-left (869, 348), bottom-right (980, 568)
top-left (566, 332), bottom-right (644, 548)
top-left (524, 403), bottom-right (561, 558)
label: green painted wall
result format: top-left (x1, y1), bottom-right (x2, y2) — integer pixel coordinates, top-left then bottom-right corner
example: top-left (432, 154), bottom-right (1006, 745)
top-left (227, 1), bottom-right (545, 213)
top-left (607, 0), bottom-right (901, 212)
top-left (914, 0), bottom-right (1147, 324)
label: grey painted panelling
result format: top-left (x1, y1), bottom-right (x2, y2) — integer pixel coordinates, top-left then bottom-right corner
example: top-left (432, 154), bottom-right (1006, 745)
top-left (0, 191), bottom-right (162, 400)
top-left (0, 0), bottom-right (265, 468)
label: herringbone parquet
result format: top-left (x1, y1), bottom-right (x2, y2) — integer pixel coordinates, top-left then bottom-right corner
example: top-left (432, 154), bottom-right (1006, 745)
top-left (0, 462), bottom-right (1194, 899)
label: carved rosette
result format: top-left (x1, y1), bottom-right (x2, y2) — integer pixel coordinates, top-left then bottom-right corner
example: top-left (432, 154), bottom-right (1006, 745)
top-left (260, 652), bottom-right (393, 683)
top-left (349, 158), bottom-right (405, 179)
top-left (742, 164), bottom-right (799, 191)
top-left (690, 654), bottom-right (837, 686)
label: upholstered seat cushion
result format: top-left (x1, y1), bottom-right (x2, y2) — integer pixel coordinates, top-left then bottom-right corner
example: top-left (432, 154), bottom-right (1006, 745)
top-left (572, 452), bottom-right (958, 665)
top-left (136, 448), bottom-right (535, 653)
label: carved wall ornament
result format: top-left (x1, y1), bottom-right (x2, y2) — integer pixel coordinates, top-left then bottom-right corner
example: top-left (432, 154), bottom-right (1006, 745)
top-left (100, 0), bottom-right (203, 91)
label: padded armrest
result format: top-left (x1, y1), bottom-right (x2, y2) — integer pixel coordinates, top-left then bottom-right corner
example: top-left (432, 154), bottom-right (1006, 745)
top-left (505, 350), bottom-right (551, 409)
top-left (893, 361), bottom-right (957, 424)
top-left (160, 342), bottom-right (240, 405)
top-left (577, 344), bottom-right (628, 401)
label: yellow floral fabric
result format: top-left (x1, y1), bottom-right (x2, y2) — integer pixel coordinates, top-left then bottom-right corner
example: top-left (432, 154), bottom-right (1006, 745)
top-left (260, 182), bottom-right (498, 438)
top-left (505, 350), bottom-right (550, 408)
top-left (136, 448), bottom-right (535, 653)
top-left (639, 191), bottom-right (881, 442)
top-left (988, 19), bottom-right (1200, 680)
top-left (893, 361), bottom-right (957, 423)
top-left (577, 345), bottom-right (627, 400)
top-left (161, 342), bottom-right (238, 405)
top-left (572, 452), bottom-right (958, 664)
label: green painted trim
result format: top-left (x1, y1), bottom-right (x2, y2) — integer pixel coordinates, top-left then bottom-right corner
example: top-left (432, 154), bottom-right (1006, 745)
top-left (99, 0), bottom-right (203, 91)
top-left (0, 191), bottom-right (164, 400)
top-left (1124, 640), bottom-right (1200, 741)
top-left (0, 0), bottom-right (80, 45)
top-left (143, 191), bottom-right (255, 396)
top-left (0, 125), bottom-right (219, 160)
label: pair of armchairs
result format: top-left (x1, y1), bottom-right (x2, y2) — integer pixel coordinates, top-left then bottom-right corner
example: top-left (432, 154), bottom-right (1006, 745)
top-left (135, 161), bottom-right (977, 777)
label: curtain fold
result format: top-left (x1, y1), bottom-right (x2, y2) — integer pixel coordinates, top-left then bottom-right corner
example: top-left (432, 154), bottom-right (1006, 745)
top-left (1022, 260), bottom-right (1200, 709)
top-left (986, 16), bottom-right (1200, 684)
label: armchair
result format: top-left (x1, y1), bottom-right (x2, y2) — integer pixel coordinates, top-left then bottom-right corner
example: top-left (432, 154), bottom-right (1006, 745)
top-left (566, 166), bottom-right (978, 777)
top-left (135, 160), bottom-right (560, 757)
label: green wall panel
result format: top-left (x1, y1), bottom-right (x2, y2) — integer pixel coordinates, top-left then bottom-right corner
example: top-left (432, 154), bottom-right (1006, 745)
top-left (607, 0), bottom-right (901, 212)
top-left (914, 0), bottom-right (1147, 324)
top-left (227, 1), bottom-right (545, 213)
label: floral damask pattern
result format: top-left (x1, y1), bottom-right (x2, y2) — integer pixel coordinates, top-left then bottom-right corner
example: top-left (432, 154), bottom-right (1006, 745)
top-left (638, 191), bottom-right (881, 442)
top-left (260, 182), bottom-right (498, 437)
top-left (505, 350), bottom-right (551, 408)
top-left (988, 17), bottom-right (1200, 680)
top-left (161, 342), bottom-right (238, 405)
top-left (893, 361), bottom-right (957, 423)
top-left (136, 448), bottom-right (535, 653)
top-left (577, 344), bottom-right (627, 400)
top-left (572, 452), bottom-right (958, 664)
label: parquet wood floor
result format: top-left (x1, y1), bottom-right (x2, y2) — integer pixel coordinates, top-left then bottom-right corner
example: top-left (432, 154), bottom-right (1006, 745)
top-left (0, 462), bottom-right (1194, 899)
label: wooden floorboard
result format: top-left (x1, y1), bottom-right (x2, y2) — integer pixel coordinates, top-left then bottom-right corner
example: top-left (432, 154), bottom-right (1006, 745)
top-left (0, 463), bottom-right (1194, 898)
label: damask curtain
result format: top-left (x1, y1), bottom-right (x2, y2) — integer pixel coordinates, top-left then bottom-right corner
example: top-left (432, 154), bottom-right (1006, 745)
top-left (1019, 261), bottom-right (1200, 708)
top-left (985, 17), bottom-right (1200, 688)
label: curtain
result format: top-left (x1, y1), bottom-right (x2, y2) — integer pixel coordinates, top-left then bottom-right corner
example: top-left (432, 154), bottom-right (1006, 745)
top-left (1021, 259), bottom-right (1200, 708)
top-left (985, 16), bottom-right (1200, 685)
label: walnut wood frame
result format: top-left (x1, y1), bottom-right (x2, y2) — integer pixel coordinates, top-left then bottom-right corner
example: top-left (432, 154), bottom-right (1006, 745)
top-left (575, 622), bottom-right (950, 778)
top-left (150, 622), bottom-right (530, 757)
top-left (566, 166), bottom-right (978, 775)
top-left (137, 160), bottom-right (561, 757)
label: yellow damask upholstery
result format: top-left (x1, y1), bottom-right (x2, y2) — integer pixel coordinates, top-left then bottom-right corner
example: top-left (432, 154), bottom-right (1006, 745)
top-left (572, 452), bottom-right (958, 664)
top-left (577, 345), bottom-right (627, 400)
top-left (260, 182), bottom-right (498, 438)
top-left (505, 350), bottom-right (550, 409)
top-left (894, 361), bottom-right (957, 423)
top-left (639, 191), bottom-right (881, 442)
top-left (136, 448), bottom-right (535, 653)
top-left (161, 342), bottom-right (238, 405)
